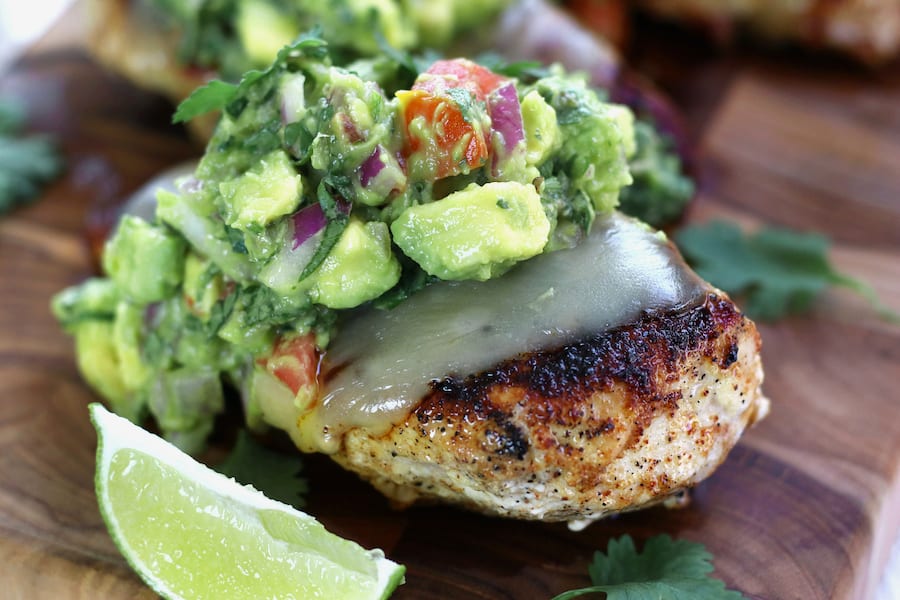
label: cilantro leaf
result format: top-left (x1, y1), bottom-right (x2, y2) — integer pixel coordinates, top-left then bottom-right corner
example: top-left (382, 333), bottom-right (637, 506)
top-left (472, 52), bottom-right (549, 81)
top-left (216, 430), bottom-right (308, 508)
top-left (374, 29), bottom-right (418, 75)
top-left (552, 534), bottom-right (744, 600)
top-left (172, 79), bottom-right (237, 124)
top-left (297, 183), bottom-right (350, 281)
top-left (173, 31), bottom-right (329, 124)
top-left (675, 221), bottom-right (899, 323)
top-left (0, 100), bottom-right (63, 215)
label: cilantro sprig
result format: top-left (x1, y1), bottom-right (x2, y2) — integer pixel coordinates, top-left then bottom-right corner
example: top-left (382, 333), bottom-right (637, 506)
top-left (552, 534), bottom-right (744, 600)
top-left (173, 31), bottom-right (329, 124)
top-left (0, 100), bottom-right (63, 215)
top-left (676, 221), bottom-right (899, 323)
top-left (216, 430), bottom-right (308, 508)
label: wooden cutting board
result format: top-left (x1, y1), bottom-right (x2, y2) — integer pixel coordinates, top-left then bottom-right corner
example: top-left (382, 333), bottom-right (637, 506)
top-left (1, 16), bottom-right (898, 600)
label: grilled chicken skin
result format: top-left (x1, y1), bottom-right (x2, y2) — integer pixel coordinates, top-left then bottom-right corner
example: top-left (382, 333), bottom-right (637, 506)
top-left (332, 294), bottom-right (766, 526)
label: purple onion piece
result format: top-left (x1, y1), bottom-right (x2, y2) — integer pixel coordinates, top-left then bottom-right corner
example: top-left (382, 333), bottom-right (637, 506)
top-left (291, 203), bottom-right (328, 249)
top-left (489, 82), bottom-right (525, 154)
top-left (144, 302), bottom-right (161, 327)
top-left (359, 146), bottom-right (406, 199)
top-left (359, 147), bottom-right (386, 188)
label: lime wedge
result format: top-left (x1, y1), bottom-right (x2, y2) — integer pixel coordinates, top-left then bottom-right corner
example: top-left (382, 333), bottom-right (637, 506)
top-left (90, 403), bottom-right (404, 599)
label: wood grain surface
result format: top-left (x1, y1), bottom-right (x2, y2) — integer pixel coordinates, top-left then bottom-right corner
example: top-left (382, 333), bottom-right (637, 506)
top-left (1, 17), bottom-right (899, 600)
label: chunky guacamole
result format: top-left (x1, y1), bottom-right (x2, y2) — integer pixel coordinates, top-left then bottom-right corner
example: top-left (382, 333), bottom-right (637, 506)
top-left (54, 38), bottom-right (637, 451)
top-left (148, 0), bottom-right (513, 80)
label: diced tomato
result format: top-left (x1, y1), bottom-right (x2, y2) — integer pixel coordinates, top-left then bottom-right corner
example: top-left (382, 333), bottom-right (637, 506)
top-left (414, 59), bottom-right (508, 101)
top-left (257, 333), bottom-right (319, 396)
top-left (397, 89), bottom-right (489, 180)
top-left (397, 59), bottom-right (522, 181)
top-left (397, 59), bottom-right (514, 181)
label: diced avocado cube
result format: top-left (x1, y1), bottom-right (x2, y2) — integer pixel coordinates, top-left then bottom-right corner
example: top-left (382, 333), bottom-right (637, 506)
top-left (182, 253), bottom-right (223, 320)
top-left (112, 301), bottom-right (152, 392)
top-left (175, 323), bottom-right (233, 370)
top-left (74, 320), bottom-right (143, 422)
top-left (157, 190), bottom-right (254, 282)
top-left (147, 367), bottom-right (224, 454)
top-left (103, 216), bottom-right (186, 304)
top-left (521, 90), bottom-right (561, 167)
top-left (532, 74), bottom-right (633, 214)
top-left (391, 181), bottom-right (551, 281)
top-left (236, 0), bottom-right (300, 67)
top-left (310, 218), bottom-right (401, 309)
top-left (217, 311), bottom-right (276, 357)
top-left (219, 149), bottom-right (303, 233)
top-left (51, 278), bottom-right (120, 331)
top-left (607, 103), bottom-right (637, 158)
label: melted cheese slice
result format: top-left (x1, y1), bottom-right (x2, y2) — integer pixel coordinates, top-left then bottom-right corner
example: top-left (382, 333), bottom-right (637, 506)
top-left (282, 212), bottom-right (708, 453)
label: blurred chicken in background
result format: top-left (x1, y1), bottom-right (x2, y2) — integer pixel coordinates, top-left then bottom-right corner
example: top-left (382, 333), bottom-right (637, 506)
top-left (565, 0), bottom-right (900, 64)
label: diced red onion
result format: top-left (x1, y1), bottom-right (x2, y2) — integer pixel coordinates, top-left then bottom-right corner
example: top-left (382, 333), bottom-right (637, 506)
top-left (359, 147), bottom-right (387, 188)
top-left (488, 82), bottom-right (525, 154)
top-left (359, 146), bottom-right (406, 198)
top-left (261, 228), bottom-right (322, 292)
top-left (291, 202), bottom-right (328, 249)
top-left (144, 302), bottom-right (160, 327)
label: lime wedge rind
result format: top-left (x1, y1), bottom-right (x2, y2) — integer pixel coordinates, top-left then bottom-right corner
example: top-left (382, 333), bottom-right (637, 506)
top-left (90, 403), bottom-right (405, 599)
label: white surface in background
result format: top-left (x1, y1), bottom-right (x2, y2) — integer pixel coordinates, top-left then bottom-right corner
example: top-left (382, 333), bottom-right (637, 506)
top-left (0, 0), bottom-right (72, 70)
top-left (0, 1), bottom-right (898, 597)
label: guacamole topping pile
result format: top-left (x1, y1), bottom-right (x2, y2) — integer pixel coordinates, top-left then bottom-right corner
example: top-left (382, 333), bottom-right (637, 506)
top-left (147, 0), bottom-right (513, 80)
top-left (54, 37), bottom-right (637, 452)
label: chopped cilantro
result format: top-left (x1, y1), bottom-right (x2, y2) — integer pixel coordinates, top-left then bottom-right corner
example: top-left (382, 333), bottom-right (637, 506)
top-left (676, 221), bottom-right (900, 323)
top-left (205, 291), bottom-right (238, 334)
top-left (172, 79), bottom-right (238, 124)
top-left (472, 53), bottom-right (548, 81)
top-left (373, 258), bottom-right (436, 310)
top-left (224, 225), bottom-right (248, 254)
top-left (239, 285), bottom-right (307, 328)
top-left (445, 87), bottom-right (481, 125)
top-left (373, 29), bottom-right (418, 76)
top-left (284, 121), bottom-right (315, 163)
top-left (552, 534), bottom-right (744, 600)
top-left (215, 430), bottom-right (308, 508)
top-left (173, 32), bottom-right (329, 124)
top-left (0, 100), bottom-right (63, 215)
top-left (618, 119), bottom-right (694, 228)
top-left (297, 183), bottom-right (350, 281)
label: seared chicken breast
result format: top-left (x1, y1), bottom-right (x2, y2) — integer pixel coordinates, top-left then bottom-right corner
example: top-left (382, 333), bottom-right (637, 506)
top-left (334, 293), bottom-right (765, 526)
top-left (263, 213), bottom-right (768, 527)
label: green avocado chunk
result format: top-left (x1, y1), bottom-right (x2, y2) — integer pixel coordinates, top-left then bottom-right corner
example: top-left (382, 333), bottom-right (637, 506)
top-left (311, 218), bottom-right (401, 309)
top-left (51, 277), bottom-right (119, 331)
top-left (73, 321), bottom-right (136, 421)
top-left (236, 1), bottom-right (300, 67)
top-left (521, 90), bottom-right (561, 167)
top-left (103, 216), bottom-right (186, 304)
top-left (391, 181), bottom-right (550, 281)
top-left (531, 74), bottom-right (634, 214)
top-left (218, 149), bottom-right (303, 232)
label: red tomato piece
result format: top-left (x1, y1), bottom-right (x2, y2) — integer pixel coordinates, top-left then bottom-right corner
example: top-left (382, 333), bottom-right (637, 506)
top-left (415, 59), bottom-right (508, 100)
top-left (258, 333), bottom-right (319, 396)
top-left (397, 89), bottom-right (489, 180)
